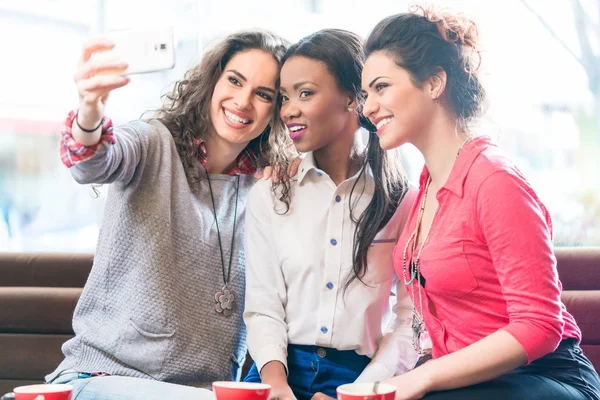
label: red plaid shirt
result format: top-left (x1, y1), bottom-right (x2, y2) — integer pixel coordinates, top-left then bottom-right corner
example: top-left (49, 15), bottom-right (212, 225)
top-left (60, 110), bottom-right (115, 168)
top-left (60, 110), bottom-right (257, 175)
top-left (193, 139), bottom-right (257, 176)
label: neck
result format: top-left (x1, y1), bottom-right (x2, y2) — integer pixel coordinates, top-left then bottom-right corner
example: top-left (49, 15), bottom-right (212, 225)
top-left (412, 112), bottom-right (469, 188)
top-left (313, 121), bottom-right (363, 186)
top-left (203, 130), bottom-right (248, 174)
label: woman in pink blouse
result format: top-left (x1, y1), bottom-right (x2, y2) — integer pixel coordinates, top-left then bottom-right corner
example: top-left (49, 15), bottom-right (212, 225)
top-left (360, 5), bottom-right (600, 400)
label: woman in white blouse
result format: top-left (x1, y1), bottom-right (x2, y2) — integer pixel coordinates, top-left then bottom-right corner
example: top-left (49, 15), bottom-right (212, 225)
top-left (243, 29), bottom-right (418, 400)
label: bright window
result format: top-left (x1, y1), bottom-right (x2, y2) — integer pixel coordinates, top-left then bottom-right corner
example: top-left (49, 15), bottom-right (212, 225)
top-left (0, 0), bottom-right (598, 251)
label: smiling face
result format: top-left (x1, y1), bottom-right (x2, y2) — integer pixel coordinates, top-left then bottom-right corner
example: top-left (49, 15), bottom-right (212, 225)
top-left (361, 51), bottom-right (436, 150)
top-left (279, 55), bottom-right (354, 153)
top-left (209, 49), bottom-right (280, 148)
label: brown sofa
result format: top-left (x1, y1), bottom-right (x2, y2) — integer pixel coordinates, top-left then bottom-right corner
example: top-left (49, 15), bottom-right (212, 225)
top-left (1, 248), bottom-right (598, 395)
top-left (0, 253), bottom-right (92, 395)
top-left (555, 247), bottom-right (600, 372)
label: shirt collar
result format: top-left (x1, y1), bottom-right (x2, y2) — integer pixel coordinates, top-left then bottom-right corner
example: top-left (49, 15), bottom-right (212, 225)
top-left (297, 149), bottom-right (374, 185)
top-left (195, 139), bottom-right (258, 176)
top-left (297, 152), bottom-right (318, 184)
top-left (419, 135), bottom-right (493, 197)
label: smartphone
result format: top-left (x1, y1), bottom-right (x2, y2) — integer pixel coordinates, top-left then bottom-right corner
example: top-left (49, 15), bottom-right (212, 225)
top-left (91, 27), bottom-right (176, 75)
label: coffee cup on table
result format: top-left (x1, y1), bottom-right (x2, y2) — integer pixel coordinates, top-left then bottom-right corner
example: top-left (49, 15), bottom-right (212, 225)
top-left (212, 381), bottom-right (270, 400)
top-left (337, 382), bottom-right (396, 400)
top-left (13, 384), bottom-right (72, 400)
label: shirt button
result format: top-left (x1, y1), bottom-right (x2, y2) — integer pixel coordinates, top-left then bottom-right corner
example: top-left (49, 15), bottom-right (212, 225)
top-left (335, 195), bottom-right (341, 202)
top-left (330, 239), bottom-right (337, 246)
top-left (317, 348), bottom-right (327, 358)
top-left (326, 282), bottom-right (334, 290)
top-left (317, 172), bottom-right (323, 177)
top-left (321, 326), bottom-right (328, 334)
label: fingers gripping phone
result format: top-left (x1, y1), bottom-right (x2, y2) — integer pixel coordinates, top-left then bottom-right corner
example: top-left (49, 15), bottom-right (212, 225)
top-left (91, 27), bottom-right (176, 75)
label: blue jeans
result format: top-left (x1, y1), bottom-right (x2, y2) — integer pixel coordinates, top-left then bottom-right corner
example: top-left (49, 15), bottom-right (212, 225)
top-left (422, 339), bottom-right (600, 400)
top-left (244, 344), bottom-right (371, 400)
top-left (48, 371), bottom-right (215, 400)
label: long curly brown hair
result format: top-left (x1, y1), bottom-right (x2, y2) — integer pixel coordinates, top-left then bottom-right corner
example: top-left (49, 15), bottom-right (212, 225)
top-left (154, 30), bottom-right (295, 185)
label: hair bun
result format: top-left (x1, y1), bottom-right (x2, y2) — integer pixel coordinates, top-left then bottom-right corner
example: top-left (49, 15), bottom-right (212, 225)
top-left (410, 4), bottom-right (481, 73)
top-left (410, 4), bottom-right (479, 49)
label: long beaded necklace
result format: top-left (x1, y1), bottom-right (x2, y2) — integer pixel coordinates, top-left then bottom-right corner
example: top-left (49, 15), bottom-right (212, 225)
top-left (402, 138), bottom-right (472, 355)
top-left (402, 177), bottom-right (438, 355)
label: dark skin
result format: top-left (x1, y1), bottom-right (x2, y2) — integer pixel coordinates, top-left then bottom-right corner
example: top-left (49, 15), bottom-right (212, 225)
top-left (280, 56), bottom-right (362, 186)
top-left (260, 55), bottom-right (363, 400)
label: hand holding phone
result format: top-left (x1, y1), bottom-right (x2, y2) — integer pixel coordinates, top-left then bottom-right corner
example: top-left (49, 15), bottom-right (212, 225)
top-left (72, 28), bottom-right (176, 141)
top-left (90, 27), bottom-right (176, 75)
top-left (73, 38), bottom-right (128, 122)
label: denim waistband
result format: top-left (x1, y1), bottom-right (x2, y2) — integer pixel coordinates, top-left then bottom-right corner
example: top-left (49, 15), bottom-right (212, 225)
top-left (288, 344), bottom-right (371, 373)
top-left (46, 369), bottom-right (110, 384)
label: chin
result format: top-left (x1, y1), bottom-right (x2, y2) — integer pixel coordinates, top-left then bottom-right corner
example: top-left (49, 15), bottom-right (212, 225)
top-left (378, 135), bottom-right (399, 151)
top-left (293, 143), bottom-right (312, 153)
top-left (292, 137), bottom-right (318, 154)
top-left (223, 133), bottom-right (253, 145)
top-left (379, 128), bottom-right (410, 150)
top-left (217, 125), bottom-right (255, 144)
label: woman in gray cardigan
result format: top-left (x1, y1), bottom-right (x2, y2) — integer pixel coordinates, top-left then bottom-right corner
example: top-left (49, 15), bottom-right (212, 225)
top-left (45, 30), bottom-right (294, 400)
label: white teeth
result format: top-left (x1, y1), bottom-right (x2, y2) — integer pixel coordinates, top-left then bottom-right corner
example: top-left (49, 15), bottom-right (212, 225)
top-left (288, 125), bottom-right (307, 132)
top-left (376, 117), bottom-right (393, 130)
top-left (224, 109), bottom-right (250, 124)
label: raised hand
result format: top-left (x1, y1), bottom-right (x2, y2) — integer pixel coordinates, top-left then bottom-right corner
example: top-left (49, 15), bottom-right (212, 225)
top-left (72, 38), bottom-right (130, 144)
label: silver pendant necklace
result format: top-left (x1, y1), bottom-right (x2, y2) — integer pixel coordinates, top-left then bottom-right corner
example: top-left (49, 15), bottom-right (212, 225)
top-left (401, 138), bottom-right (471, 354)
top-left (402, 176), bottom-right (438, 355)
top-left (206, 171), bottom-right (240, 317)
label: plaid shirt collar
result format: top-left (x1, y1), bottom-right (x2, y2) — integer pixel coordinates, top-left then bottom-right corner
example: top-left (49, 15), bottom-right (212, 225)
top-left (194, 139), bottom-right (258, 176)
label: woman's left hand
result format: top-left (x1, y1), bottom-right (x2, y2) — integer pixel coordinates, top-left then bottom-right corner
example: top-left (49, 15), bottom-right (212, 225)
top-left (385, 368), bottom-right (431, 400)
top-left (256, 155), bottom-right (303, 182)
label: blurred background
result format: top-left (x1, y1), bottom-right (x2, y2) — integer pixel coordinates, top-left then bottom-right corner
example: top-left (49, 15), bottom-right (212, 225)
top-left (0, 0), bottom-right (598, 252)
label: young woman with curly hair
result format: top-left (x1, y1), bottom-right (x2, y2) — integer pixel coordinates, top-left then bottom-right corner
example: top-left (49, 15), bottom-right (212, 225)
top-left (45, 30), bottom-right (294, 400)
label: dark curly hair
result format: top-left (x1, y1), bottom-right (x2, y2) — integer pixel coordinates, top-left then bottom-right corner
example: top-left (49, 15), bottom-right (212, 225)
top-left (154, 30), bottom-right (295, 185)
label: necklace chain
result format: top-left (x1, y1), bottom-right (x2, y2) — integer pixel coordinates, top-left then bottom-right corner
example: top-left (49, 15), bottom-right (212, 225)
top-left (401, 137), bottom-right (472, 354)
top-left (206, 171), bottom-right (240, 317)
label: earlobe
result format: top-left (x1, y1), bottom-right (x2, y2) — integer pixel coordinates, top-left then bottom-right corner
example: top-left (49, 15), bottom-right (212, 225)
top-left (347, 96), bottom-right (358, 113)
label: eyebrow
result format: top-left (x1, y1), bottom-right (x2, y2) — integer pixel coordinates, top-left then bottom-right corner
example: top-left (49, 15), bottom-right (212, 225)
top-left (280, 80), bottom-right (318, 93)
top-left (226, 69), bottom-right (276, 94)
top-left (368, 76), bottom-right (390, 88)
top-left (293, 80), bottom-right (318, 91)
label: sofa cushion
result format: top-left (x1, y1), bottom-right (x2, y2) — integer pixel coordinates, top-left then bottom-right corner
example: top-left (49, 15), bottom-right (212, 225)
top-left (0, 380), bottom-right (43, 398)
top-left (0, 334), bottom-right (72, 380)
top-left (0, 253), bottom-right (92, 288)
top-left (555, 247), bottom-right (600, 291)
top-left (0, 288), bottom-right (81, 334)
top-left (561, 291), bottom-right (600, 345)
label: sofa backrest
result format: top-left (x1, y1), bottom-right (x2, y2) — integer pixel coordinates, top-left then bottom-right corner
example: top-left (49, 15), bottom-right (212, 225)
top-left (555, 247), bottom-right (600, 373)
top-left (0, 253), bottom-right (92, 288)
top-left (0, 247), bottom-right (597, 397)
top-left (0, 253), bottom-right (93, 395)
